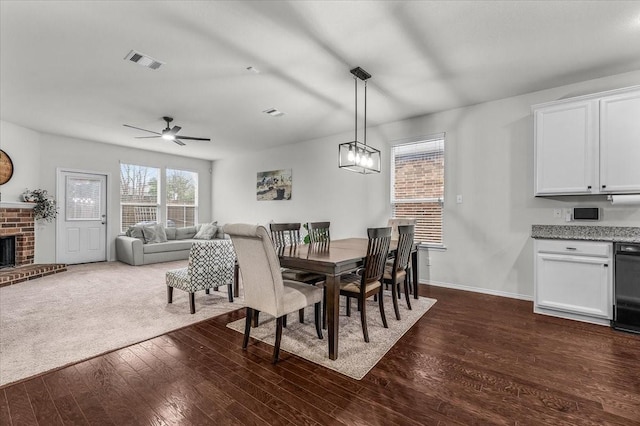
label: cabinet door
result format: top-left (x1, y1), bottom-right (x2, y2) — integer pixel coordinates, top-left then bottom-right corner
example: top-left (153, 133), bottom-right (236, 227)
top-left (535, 253), bottom-right (612, 319)
top-left (534, 101), bottom-right (597, 195)
top-left (599, 90), bottom-right (640, 193)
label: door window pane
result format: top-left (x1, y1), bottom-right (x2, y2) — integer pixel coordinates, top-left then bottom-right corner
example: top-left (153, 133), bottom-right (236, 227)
top-left (66, 177), bottom-right (102, 220)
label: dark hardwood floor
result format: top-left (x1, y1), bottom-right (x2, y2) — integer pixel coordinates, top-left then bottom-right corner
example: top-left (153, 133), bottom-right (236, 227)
top-left (2, 285), bottom-right (639, 425)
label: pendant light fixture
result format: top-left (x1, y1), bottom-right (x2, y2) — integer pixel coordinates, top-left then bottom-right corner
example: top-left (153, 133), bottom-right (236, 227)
top-left (338, 67), bottom-right (381, 174)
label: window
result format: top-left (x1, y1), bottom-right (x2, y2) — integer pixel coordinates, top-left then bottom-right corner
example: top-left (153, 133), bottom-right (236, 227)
top-left (166, 168), bottom-right (198, 227)
top-left (391, 134), bottom-right (445, 245)
top-left (120, 163), bottom-right (160, 232)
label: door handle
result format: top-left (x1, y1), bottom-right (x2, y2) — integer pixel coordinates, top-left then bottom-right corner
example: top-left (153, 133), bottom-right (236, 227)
top-left (101, 214), bottom-right (106, 225)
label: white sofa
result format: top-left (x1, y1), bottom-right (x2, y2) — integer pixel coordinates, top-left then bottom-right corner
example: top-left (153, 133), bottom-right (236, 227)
top-left (116, 223), bottom-right (229, 266)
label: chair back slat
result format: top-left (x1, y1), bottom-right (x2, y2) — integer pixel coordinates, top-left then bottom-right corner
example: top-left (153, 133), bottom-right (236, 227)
top-left (362, 227), bottom-right (392, 286)
top-left (307, 221), bottom-right (331, 243)
top-left (270, 223), bottom-right (301, 248)
top-left (392, 225), bottom-right (415, 273)
top-left (225, 224), bottom-right (286, 316)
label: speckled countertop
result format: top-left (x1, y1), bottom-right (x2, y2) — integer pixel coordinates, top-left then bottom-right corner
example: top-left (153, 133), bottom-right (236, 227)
top-left (531, 225), bottom-right (640, 243)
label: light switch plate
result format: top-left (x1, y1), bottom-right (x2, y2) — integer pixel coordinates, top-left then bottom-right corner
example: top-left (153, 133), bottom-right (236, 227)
top-left (553, 208), bottom-right (562, 218)
top-left (456, 195), bottom-right (463, 204)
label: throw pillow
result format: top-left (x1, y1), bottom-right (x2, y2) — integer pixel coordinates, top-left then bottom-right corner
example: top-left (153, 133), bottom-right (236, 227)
top-left (142, 224), bottom-right (168, 244)
top-left (126, 225), bottom-right (145, 241)
top-left (194, 223), bottom-right (217, 239)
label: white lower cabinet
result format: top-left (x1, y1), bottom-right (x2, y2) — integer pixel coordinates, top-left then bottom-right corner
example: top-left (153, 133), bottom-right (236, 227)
top-left (534, 239), bottom-right (613, 325)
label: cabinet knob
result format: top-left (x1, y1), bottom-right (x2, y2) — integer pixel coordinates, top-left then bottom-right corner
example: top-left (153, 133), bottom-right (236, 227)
top-left (604, 264), bottom-right (608, 268)
top-left (602, 185), bottom-right (607, 189)
top-left (587, 186), bottom-right (592, 190)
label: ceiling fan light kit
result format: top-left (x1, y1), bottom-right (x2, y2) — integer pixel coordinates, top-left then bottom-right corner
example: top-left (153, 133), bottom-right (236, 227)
top-left (338, 66), bottom-right (381, 174)
top-left (123, 116), bottom-right (210, 146)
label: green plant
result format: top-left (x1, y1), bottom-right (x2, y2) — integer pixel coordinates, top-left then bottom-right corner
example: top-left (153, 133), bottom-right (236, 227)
top-left (22, 189), bottom-right (58, 222)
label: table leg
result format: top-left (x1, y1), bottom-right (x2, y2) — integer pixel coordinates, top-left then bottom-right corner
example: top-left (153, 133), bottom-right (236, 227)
top-left (411, 249), bottom-right (419, 299)
top-left (326, 274), bottom-right (340, 360)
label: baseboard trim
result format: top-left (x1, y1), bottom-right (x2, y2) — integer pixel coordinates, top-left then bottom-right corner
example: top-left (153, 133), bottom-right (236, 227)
top-left (421, 280), bottom-right (533, 302)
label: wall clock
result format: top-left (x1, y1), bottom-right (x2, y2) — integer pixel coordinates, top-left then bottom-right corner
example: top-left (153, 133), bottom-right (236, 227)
top-left (0, 149), bottom-right (14, 185)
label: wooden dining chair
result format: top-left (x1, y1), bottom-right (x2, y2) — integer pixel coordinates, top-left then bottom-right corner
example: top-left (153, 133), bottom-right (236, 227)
top-left (306, 221), bottom-right (331, 244)
top-left (224, 223), bottom-right (323, 364)
top-left (386, 217), bottom-right (417, 296)
top-left (382, 224), bottom-right (415, 320)
top-left (339, 227), bottom-right (391, 343)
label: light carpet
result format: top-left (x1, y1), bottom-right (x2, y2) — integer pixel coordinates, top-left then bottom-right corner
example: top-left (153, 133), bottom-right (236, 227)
top-left (0, 260), bottom-right (243, 387)
top-left (227, 293), bottom-right (436, 380)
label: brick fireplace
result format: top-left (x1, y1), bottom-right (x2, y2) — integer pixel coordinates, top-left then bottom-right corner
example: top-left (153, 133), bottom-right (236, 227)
top-left (0, 202), bottom-right (66, 286)
top-left (0, 204), bottom-right (36, 266)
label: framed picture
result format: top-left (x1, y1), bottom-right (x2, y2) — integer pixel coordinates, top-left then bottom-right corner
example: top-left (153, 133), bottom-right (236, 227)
top-left (257, 169), bottom-right (292, 201)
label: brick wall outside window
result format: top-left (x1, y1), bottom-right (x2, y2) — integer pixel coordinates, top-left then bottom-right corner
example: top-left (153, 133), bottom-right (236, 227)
top-left (391, 138), bottom-right (444, 244)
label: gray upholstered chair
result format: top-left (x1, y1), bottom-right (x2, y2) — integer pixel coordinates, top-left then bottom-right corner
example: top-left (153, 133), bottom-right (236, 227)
top-left (224, 223), bottom-right (323, 363)
top-left (165, 240), bottom-right (236, 314)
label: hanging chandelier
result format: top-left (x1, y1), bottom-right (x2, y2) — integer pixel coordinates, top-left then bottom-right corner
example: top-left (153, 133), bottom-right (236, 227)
top-left (338, 67), bottom-right (381, 174)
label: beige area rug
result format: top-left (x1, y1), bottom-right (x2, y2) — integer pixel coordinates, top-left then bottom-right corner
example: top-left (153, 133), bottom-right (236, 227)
top-left (227, 293), bottom-right (436, 380)
top-left (0, 260), bottom-right (243, 387)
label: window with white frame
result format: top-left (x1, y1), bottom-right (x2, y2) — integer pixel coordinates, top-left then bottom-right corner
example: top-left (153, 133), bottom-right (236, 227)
top-left (166, 168), bottom-right (198, 227)
top-left (390, 134), bottom-right (445, 245)
top-left (120, 163), bottom-right (160, 232)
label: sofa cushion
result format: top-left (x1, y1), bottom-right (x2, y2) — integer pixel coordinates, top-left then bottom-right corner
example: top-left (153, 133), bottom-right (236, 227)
top-left (175, 226), bottom-right (198, 240)
top-left (143, 240), bottom-right (194, 254)
top-left (165, 227), bottom-right (177, 240)
top-left (142, 223), bottom-right (168, 244)
top-left (194, 223), bottom-right (217, 239)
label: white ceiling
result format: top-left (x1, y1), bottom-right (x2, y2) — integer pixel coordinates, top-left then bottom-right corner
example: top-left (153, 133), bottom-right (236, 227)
top-left (2, 1), bottom-right (640, 161)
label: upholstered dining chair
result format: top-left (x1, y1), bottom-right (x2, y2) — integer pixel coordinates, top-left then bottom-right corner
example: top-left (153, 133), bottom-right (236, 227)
top-left (269, 222), bottom-right (324, 324)
top-left (382, 224), bottom-right (415, 320)
top-left (224, 223), bottom-right (323, 363)
top-left (339, 227), bottom-right (392, 343)
top-left (165, 240), bottom-right (236, 314)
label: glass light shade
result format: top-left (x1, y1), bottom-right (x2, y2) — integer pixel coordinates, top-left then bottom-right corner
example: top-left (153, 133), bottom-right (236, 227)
top-left (338, 140), bottom-right (381, 174)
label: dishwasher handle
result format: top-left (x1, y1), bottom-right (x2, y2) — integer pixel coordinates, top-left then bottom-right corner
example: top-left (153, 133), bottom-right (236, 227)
top-left (616, 243), bottom-right (640, 256)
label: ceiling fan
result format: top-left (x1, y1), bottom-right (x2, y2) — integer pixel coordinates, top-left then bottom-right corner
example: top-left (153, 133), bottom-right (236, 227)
top-left (123, 116), bottom-right (210, 146)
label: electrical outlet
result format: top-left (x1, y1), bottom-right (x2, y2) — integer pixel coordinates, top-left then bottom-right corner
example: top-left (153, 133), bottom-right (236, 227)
top-left (553, 208), bottom-right (562, 218)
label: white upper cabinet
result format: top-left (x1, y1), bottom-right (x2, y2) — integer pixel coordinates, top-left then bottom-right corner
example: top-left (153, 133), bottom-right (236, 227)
top-left (599, 90), bottom-right (640, 193)
top-left (533, 86), bottom-right (640, 196)
top-left (534, 100), bottom-right (597, 195)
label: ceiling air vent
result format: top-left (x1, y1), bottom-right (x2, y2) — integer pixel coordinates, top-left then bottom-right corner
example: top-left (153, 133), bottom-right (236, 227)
top-left (124, 50), bottom-right (164, 70)
top-left (263, 108), bottom-right (284, 117)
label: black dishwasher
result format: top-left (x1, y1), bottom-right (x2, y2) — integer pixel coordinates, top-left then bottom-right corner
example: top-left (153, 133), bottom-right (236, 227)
top-left (612, 243), bottom-right (640, 334)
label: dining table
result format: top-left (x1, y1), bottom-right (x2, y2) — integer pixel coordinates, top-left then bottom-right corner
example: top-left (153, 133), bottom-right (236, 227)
top-left (278, 238), bottom-right (418, 360)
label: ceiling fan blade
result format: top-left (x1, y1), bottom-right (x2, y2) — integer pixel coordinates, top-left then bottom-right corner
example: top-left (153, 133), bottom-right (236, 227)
top-left (135, 136), bottom-right (161, 139)
top-left (173, 139), bottom-right (186, 146)
top-left (123, 124), bottom-right (161, 135)
top-left (167, 125), bottom-right (182, 136)
top-left (177, 136), bottom-right (211, 141)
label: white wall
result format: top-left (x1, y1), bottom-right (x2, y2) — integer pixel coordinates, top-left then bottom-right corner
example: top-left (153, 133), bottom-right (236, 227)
top-left (213, 70), bottom-right (640, 300)
top-left (212, 133), bottom-right (391, 240)
top-left (0, 122), bottom-right (213, 262)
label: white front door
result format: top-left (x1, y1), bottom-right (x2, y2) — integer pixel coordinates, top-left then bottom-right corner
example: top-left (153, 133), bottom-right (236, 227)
top-left (56, 171), bottom-right (108, 264)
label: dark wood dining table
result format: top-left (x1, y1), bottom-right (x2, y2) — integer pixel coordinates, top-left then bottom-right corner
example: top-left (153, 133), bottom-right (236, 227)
top-left (278, 238), bottom-right (418, 360)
